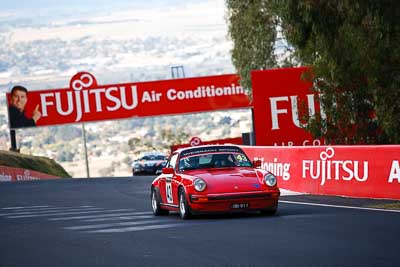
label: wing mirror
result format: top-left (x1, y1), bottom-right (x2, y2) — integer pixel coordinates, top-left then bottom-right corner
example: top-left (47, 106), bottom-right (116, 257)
top-left (162, 167), bottom-right (174, 174)
top-left (253, 160), bottom-right (262, 168)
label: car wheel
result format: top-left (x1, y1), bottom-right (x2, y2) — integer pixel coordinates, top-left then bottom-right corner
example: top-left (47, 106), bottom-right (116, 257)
top-left (151, 189), bottom-right (169, 216)
top-left (179, 187), bottom-right (192, 220)
top-left (260, 204), bottom-right (278, 216)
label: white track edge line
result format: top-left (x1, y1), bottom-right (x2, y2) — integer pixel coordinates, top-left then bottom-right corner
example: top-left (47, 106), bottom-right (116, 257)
top-left (279, 200), bottom-right (400, 213)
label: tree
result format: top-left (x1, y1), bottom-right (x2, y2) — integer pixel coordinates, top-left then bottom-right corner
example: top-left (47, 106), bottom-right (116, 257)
top-left (226, 0), bottom-right (400, 144)
top-left (127, 127), bottom-right (190, 153)
top-left (159, 128), bottom-right (190, 150)
top-left (227, 0), bottom-right (278, 92)
top-left (56, 150), bottom-right (74, 162)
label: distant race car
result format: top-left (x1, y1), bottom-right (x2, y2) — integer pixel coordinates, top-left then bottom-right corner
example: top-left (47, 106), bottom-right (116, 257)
top-left (132, 153), bottom-right (167, 175)
top-left (150, 145), bottom-right (280, 219)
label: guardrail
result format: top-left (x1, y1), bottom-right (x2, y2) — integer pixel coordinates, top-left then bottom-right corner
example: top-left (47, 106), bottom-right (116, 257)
top-left (241, 145), bottom-right (400, 200)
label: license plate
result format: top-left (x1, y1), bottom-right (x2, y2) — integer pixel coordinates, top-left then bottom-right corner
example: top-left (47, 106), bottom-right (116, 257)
top-left (231, 203), bottom-right (249, 209)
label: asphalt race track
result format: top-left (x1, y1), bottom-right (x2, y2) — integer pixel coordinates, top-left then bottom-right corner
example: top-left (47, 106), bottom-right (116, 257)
top-left (1, 176), bottom-right (399, 267)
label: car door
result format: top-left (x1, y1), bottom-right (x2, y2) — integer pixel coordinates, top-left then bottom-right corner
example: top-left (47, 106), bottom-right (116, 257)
top-left (170, 156), bottom-right (182, 207)
top-left (159, 153), bottom-right (179, 205)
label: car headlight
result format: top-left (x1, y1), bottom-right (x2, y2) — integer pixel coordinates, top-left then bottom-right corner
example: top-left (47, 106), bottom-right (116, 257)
top-left (193, 178), bottom-right (207, 192)
top-left (264, 173), bottom-right (277, 187)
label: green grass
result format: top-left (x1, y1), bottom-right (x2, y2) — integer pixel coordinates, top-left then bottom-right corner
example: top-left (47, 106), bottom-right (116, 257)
top-left (366, 203), bottom-right (400, 210)
top-left (0, 150), bottom-right (71, 178)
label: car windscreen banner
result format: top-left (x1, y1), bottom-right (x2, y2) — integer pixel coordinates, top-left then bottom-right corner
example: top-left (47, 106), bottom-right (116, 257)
top-left (171, 136), bottom-right (243, 152)
top-left (180, 145), bottom-right (245, 158)
top-left (6, 72), bottom-right (251, 129)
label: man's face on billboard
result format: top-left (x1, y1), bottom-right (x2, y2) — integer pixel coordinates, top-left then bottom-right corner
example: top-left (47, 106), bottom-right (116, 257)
top-left (11, 90), bottom-right (28, 111)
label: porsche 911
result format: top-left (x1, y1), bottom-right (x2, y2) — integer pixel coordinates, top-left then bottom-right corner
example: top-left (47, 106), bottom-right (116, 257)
top-left (150, 145), bottom-right (280, 219)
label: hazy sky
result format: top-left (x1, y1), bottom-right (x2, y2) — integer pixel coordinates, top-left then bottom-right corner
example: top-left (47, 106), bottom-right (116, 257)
top-left (0, 0), bottom-right (203, 10)
top-left (0, 0), bottom-right (232, 88)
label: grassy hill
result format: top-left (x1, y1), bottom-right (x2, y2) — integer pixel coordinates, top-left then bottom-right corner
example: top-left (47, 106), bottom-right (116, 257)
top-left (0, 150), bottom-right (71, 178)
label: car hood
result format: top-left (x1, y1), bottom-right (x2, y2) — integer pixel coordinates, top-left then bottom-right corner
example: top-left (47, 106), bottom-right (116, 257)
top-left (184, 168), bottom-right (264, 194)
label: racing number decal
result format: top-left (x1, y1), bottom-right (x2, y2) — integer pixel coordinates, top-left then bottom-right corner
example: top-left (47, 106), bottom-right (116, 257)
top-left (164, 153), bottom-right (178, 204)
top-left (166, 181), bottom-right (173, 203)
top-left (236, 154), bottom-right (246, 162)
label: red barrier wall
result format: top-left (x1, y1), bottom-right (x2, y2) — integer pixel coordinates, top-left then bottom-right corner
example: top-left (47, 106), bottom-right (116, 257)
top-left (241, 145), bottom-right (400, 200)
top-left (0, 166), bottom-right (60, 182)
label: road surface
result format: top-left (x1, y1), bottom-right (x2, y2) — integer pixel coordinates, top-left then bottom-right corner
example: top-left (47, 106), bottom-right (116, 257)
top-left (1, 176), bottom-right (399, 267)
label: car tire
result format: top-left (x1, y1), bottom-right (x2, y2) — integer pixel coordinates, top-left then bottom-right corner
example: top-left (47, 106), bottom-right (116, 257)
top-left (179, 187), bottom-right (192, 220)
top-left (260, 204), bottom-right (278, 216)
top-left (151, 188), bottom-right (169, 216)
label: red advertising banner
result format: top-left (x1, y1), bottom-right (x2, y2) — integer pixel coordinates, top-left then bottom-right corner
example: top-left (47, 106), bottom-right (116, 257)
top-left (241, 145), bottom-right (400, 200)
top-left (0, 166), bottom-right (60, 182)
top-left (251, 67), bottom-right (324, 146)
top-left (6, 72), bottom-right (251, 129)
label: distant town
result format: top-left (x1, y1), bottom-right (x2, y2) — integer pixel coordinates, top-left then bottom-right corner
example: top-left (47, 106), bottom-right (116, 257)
top-left (0, 0), bottom-right (251, 177)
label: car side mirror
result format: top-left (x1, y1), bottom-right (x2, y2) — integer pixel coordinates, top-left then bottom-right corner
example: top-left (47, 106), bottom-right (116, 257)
top-left (253, 160), bottom-right (262, 168)
top-left (162, 167), bottom-right (174, 174)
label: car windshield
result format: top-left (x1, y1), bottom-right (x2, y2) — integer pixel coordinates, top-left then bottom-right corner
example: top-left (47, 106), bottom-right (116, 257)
top-left (140, 155), bottom-right (165, 161)
top-left (178, 152), bottom-right (252, 171)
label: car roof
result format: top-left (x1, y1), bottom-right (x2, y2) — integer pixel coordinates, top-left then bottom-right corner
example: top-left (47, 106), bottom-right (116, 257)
top-left (140, 152), bottom-right (166, 156)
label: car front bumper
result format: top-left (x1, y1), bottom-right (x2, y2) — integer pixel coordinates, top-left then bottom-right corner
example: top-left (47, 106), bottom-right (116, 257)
top-left (133, 166), bottom-right (157, 174)
top-left (188, 190), bottom-right (280, 213)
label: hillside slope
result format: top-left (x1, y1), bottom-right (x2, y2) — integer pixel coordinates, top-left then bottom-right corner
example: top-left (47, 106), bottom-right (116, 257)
top-left (0, 150), bottom-right (71, 178)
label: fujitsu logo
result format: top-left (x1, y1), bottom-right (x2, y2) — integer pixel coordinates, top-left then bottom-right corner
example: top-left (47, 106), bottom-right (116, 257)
top-left (269, 94), bottom-right (326, 130)
top-left (17, 170), bottom-right (40, 181)
top-left (40, 72), bottom-right (138, 122)
top-left (302, 147), bottom-right (369, 186)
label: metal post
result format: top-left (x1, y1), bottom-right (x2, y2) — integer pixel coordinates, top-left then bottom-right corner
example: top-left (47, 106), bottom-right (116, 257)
top-left (82, 123), bottom-right (90, 178)
top-left (181, 66), bottom-right (186, 78)
top-left (171, 66), bottom-right (185, 79)
top-left (250, 108), bottom-right (256, 145)
top-left (9, 129), bottom-right (18, 152)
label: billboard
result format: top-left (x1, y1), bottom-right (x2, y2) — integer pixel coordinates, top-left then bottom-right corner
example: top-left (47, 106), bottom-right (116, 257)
top-left (251, 67), bottom-right (324, 146)
top-left (6, 72), bottom-right (251, 129)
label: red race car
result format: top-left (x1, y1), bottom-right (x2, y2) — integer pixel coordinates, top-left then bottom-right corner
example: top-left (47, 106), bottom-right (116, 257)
top-left (150, 145), bottom-right (280, 219)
